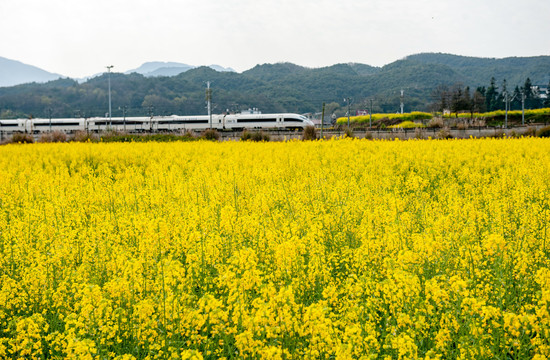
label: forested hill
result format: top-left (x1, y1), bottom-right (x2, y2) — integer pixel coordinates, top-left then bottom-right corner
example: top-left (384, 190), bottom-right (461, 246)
top-left (1, 53), bottom-right (549, 119)
top-left (404, 53), bottom-right (550, 86)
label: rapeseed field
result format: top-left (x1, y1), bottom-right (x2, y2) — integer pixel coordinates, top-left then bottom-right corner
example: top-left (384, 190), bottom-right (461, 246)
top-left (0, 138), bottom-right (549, 359)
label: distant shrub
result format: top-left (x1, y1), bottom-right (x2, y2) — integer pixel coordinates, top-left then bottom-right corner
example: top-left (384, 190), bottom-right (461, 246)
top-left (182, 130), bottom-right (196, 140)
top-left (201, 129), bottom-right (221, 141)
top-left (456, 122), bottom-right (468, 130)
top-left (241, 130), bottom-right (253, 141)
top-left (72, 131), bottom-right (99, 142)
top-left (427, 118), bottom-right (444, 128)
top-left (414, 128), bottom-right (426, 139)
top-left (302, 126), bottom-right (317, 140)
top-left (529, 113), bottom-right (550, 123)
top-left (38, 133), bottom-right (53, 143)
top-left (509, 130), bottom-right (520, 138)
top-left (241, 130), bottom-right (270, 142)
top-left (523, 127), bottom-right (537, 137)
top-left (344, 127), bottom-right (355, 138)
top-left (52, 131), bottom-right (67, 142)
top-left (8, 133), bottom-right (34, 144)
top-left (436, 128), bottom-right (452, 139)
top-left (40, 130), bottom-right (67, 143)
top-left (536, 125), bottom-right (550, 138)
top-left (253, 131), bottom-right (270, 142)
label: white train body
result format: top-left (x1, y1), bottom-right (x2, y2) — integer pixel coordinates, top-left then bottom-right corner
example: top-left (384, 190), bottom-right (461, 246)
top-left (0, 113), bottom-right (313, 133)
top-left (27, 118), bottom-right (87, 133)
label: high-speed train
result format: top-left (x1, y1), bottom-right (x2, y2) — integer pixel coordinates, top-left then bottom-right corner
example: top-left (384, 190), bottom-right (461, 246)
top-left (0, 113), bottom-right (314, 134)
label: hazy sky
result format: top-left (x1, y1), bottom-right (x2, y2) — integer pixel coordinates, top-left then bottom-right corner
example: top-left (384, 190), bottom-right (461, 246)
top-left (1, 0), bottom-right (549, 78)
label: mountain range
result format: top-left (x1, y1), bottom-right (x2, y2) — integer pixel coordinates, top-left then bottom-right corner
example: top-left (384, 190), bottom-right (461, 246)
top-left (125, 62), bottom-right (234, 77)
top-left (1, 53), bottom-right (549, 118)
top-left (0, 57), bottom-right (235, 87)
top-left (0, 57), bottom-right (63, 87)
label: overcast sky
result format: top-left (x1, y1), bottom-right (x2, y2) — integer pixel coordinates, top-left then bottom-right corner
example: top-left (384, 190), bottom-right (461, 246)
top-left (1, 0), bottom-right (549, 78)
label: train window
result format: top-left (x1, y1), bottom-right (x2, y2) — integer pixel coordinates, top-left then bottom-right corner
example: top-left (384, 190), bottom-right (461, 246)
top-left (283, 118), bottom-right (303, 122)
top-left (236, 118), bottom-right (276, 123)
top-left (33, 122), bottom-right (80, 127)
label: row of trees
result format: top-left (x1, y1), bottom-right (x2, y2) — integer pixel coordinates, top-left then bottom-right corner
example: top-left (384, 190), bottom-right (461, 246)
top-left (431, 78), bottom-right (550, 117)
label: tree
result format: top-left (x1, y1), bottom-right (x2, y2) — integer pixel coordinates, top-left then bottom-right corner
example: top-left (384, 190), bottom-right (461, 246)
top-left (472, 89), bottom-right (486, 114)
top-left (512, 86), bottom-right (522, 110)
top-left (325, 102), bottom-right (341, 116)
top-left (523, 78), bottom-right (537, 109)
top-left (496, 79), bottom-right (508, 110)
top-left (485, 77), bottom-right (499, 111)
top-left (450, 83), bottom-right (465, 117)
top-left (431, 84), bottom-right (451, 113)
top-left (463, 86), bottom-right (472, 115)
top-left (141, 95), bottom-right (174, 115)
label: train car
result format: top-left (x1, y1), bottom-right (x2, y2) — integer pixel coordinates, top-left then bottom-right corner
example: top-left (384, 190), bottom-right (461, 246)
top-left (1, 118), bottom-right (85, 133)
top-left (151, 113), bottom-right (312, 131)
top-left (29, 118), bottom-right (85, 133)
top-left (278, 113), bottom-right (314, 129)
top-left (86, 117), bottom-right (151, 132)
top-left (225, 113), bottom-right (313, 130)
top-left (155, 115), bottom-right (220, 131)
top-left (0, 113), bottom-right (314, 135)
top-left (0, 119), bottom-right (26, 133)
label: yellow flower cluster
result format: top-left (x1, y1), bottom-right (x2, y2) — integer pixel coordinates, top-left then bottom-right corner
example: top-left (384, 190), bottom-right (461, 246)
top-left (0, 138), bottom-right (549, 359)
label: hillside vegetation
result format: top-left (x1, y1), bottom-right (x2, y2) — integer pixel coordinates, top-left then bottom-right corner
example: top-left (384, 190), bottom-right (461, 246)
top-left (1, 53), bottom-right (549, 119)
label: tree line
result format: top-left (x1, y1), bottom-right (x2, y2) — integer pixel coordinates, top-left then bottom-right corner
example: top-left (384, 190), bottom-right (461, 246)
top-left (431, 78), bottom-right (550, 117)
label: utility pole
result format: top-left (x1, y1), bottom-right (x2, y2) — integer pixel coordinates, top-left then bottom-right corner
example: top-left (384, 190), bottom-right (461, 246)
top-left (320, 102), bottom-right (325, 138)
top-left (521, 90), bottom-right (526, 125)
top-left (206, 81), bottom-right (213, 129)
top-left (344, 97), bottom-right (352, 127)
top-left (148, 105), bottom-right (154, 131)
top-left (106, 65), bottom-right (114, 128)
top-left (400, 89), bottom-right (404, 115)
top-left (503, 90), bottom-right (516, 129)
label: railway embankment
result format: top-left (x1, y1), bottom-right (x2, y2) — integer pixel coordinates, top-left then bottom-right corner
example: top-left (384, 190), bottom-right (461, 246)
top-left (2, 124), bottom-right (549, 144)
top-left (219, 124), bottom-right (549, 141)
